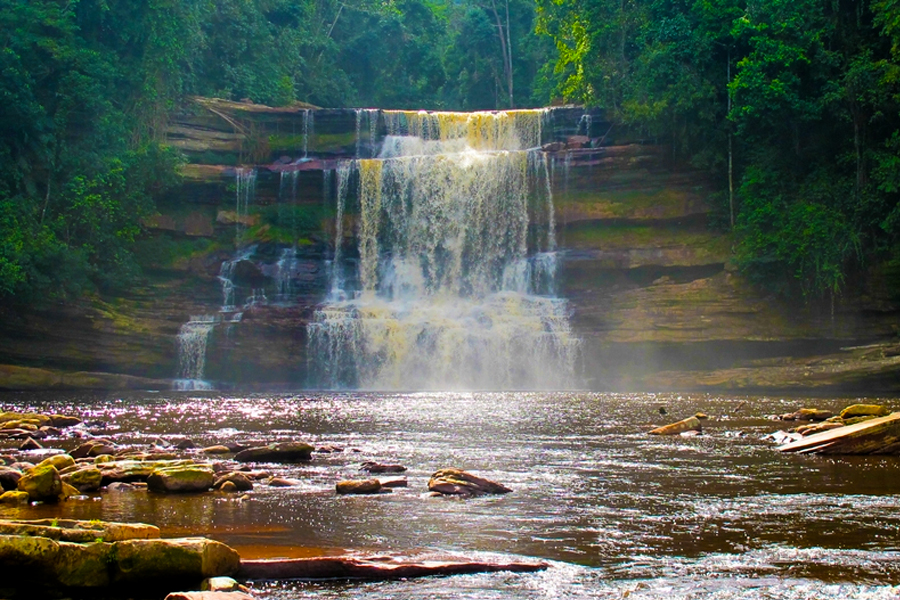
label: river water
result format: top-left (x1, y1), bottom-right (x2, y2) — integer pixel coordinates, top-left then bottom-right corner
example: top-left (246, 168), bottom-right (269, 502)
top-left (1, 391), bottom-right (899, 599)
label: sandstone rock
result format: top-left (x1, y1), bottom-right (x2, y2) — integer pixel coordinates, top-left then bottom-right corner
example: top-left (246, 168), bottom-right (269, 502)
top-left (649, 416), bottom-right (702, 435)
top-left (19, 436), bottom-right (43, 451)
top-left (840, 404), bottom-right (890, 419)
top-left (0, 532), bottom-right (60, 567)
top-left (0, 518), bottom-right (158, 542)
top-left (238, 553), bottom-right (547, 581)
top-left (106, 482), bottom-right (136, 492)
top-left (360, 461), bottom-right (406, 474)
top-left (36, 454), bottom-right (75, 472)
top-left (378, 476), bottom-right (408, 488)
top-left (427, 468), bottom-right (511, 497)
top-left (0, 491), bottom-right (29, 504)
top-left (213, 472), bottom-right (253, 492)
top-left (39, 425), bottom-right (62, 437)
top-left (113, 538), bottom-right (241, 583)
top-left (17, 464), bottom-right (62, 502)
top-left (202, 445), bottom-right (233, 455)
top-left (336, 479), bottom-right (383, 495)
top-left (0, 412), bottom-right (52, 427)
top-left (201, 576), bottom-right (243, 592)
top-left (781, 408), bottom-right (835, 421)
top-left (54, 540), bottom-right (113, 587)
top-left (267, 477), bottom-right (300, 487)
top-left (147, 465), bottom-right (215, 493)
top-left (62, 466), bottom-right (103, 492)
top-left (60, 481), bottom-right (80, 499)
top-left (48, 414), bottom-right (82, 428)
top-left (234, 442), bottom-right (314, 463)
top-left (183, 211), bottom-right (214, 237)
top-left (843, 415), bottom-right (880, 426)
top-left (796, 422), bottom-right (845, 436)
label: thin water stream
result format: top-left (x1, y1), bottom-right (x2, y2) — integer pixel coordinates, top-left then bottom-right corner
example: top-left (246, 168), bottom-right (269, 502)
top-left (1, 391), bottom-right (899, 599)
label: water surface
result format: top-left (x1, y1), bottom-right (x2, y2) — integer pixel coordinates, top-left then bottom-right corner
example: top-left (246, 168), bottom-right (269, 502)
top-left (1, 391), bottom-right (899, 599)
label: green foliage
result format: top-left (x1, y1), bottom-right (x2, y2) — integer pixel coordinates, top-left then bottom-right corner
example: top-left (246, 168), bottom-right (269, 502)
top-left (537, 0), bottom-right (900, 300)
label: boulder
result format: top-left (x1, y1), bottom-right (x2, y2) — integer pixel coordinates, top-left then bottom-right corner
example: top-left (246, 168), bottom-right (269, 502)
top-left (147, 465), bottom-right (215, 493)
top-left (792, 408), bottom-right (834, 422)
top-left (234, 442), bottom-right (314, 463)
top-left (649, 415), bottom-right (703, 435)
top-left (17, 464), bottom-right (63, 502)
top-left (840, 404), bottom-right (890, 419)
top-left (335, 479), bottom-right (383, 495)
top-left (0, 491), bottom-right (29, 504)
top-left (267, 477), bottom-right (300, 487)
top-left (113, 538), bottom-right (241, 583)
top-left (62, 466), bottom-right (103, 492)
top-left (427, 468), bottom-right (511, 497)
top-left (0, 519), bottom-right (158, 543)
top-left (202, 445), bottom-right (233, 455)
top-left (36, 454), bottom-right (75, 472)
top-left (0, 467), bottom-right (22, 491)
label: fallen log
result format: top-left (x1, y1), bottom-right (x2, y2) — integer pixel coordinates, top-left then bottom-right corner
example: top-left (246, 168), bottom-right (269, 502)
top-left (238, 553), bottom-right (548, 581)
top-left (777, 412), bottom-right (900, 455)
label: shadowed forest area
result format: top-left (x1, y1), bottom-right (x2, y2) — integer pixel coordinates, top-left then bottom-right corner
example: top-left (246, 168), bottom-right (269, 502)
top-left (1, 0), bottom-right (900, 311)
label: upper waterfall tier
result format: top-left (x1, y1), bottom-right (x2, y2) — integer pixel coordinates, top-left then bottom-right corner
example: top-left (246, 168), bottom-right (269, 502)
top-left (381, 109), bottom-right (547, 153)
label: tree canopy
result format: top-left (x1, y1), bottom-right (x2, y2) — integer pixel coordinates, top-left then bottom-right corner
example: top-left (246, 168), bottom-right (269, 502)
top-left (2, 0), bottom-right (899, 305)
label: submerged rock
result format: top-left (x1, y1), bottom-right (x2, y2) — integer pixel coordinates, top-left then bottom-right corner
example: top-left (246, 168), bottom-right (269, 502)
top-left (234, 442), bottom-right (314, 463)
top-left (427, 468), bottom-right (511, 497)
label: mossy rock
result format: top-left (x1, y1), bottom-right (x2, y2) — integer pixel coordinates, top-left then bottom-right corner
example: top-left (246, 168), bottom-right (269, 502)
top-left (147, 465), bottom-right (215, 493)
top-left (112, 538), bottom-right (240, 583)
top-left (17, 464), bottom-right (62, 502)
top-left (62, 467), bottom-right (103, 492)
top-left (335, 479), bottom-right (383, 495)
top-left (0, 491), bottom-right (29, 505)
top-left (54, 541), bottom-right (113, 587)
top-left (36, 454), bottom-right (76, 472)
top-left (840, 404), bottom-right (890, 419)
top-left (0, 533), bottom-right (60, 568)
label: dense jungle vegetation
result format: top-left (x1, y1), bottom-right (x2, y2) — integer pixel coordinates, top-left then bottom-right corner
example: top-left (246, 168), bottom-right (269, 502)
top-left (1, 0), bottom-right (899, 305)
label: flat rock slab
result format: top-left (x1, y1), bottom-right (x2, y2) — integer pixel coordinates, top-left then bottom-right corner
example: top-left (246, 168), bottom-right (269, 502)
top-left (238, 553), bottom-right (548, 581)
top-left (778, 412), bottom-right (900, 454)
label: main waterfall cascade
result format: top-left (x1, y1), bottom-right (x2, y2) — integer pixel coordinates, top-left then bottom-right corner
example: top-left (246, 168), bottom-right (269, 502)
top-left (309, 110), bottom-right (581, 390)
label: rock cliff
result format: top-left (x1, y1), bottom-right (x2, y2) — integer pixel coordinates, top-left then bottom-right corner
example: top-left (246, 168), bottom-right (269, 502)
top-left (0, 98), bottom-right (897, 393)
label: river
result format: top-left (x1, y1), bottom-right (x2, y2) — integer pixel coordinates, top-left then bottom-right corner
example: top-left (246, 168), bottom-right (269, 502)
top-left (1, 391), bottom-right (899, 599)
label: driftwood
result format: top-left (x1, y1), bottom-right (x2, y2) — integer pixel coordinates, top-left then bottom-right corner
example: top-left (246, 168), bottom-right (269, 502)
top-left (238, 554), bottom-right (548, 581)
top-left (777, 412), bottom-right (900, 455)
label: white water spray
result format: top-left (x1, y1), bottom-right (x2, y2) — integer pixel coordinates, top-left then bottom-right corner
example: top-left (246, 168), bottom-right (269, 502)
top-left (309, 110), bottom-right (579, 390)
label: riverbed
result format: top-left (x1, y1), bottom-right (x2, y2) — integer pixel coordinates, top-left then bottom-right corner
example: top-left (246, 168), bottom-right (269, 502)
top-left (1, 391), bottom-right (899, 599)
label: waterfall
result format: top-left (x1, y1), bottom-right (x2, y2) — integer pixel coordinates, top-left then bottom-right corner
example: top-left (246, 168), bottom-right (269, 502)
top-left (275, 247), bottom-right (297, 301)
top-left (302, 109), bottom-right (314, 158)
top-left (174, 316), bottom-right (217, 390)
top-left (308, 109), bottom-right (580, 391)
top-left (235, 167), bottom-right (257, 246)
